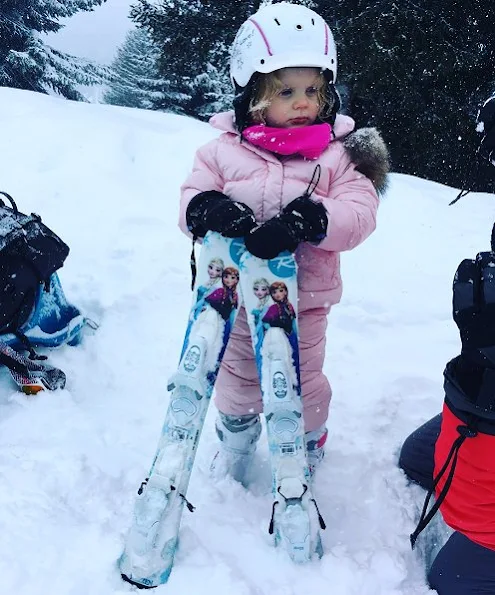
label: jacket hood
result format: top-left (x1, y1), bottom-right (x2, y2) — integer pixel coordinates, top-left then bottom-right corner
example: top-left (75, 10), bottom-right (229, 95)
top-left (209, 111), bottom-right (356, 141)
top-left (342, 128), bottom-right (390, 194)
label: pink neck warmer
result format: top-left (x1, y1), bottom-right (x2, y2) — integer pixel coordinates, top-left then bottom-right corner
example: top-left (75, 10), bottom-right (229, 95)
top-left (242, 122), bottom-right (332, 160)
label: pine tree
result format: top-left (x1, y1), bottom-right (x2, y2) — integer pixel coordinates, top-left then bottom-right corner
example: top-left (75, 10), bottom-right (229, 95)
top-left (319, 0), bottom-right (495, 190)
top-left (104, 28), bottom-right (169, 110)
top-left (0, 0), bottom-right (109, 101)
top-left (130, 0), bottom-right (254, 118)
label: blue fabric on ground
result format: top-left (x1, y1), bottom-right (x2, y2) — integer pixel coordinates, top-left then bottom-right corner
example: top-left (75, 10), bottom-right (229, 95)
top-left (1, 273), bottom-right (87, 349)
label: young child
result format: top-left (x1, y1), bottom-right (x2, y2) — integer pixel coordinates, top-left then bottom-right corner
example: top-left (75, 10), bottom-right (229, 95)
top-left (179, 2), bottom-right (389, 482)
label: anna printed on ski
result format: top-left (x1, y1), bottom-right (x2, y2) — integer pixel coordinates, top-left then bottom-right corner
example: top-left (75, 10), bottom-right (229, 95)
top-left (261, 281), bottom-right (296, 336)
top-left (179, 2), bottom-right (390, 482)
top-left (204, 266), bottom-right (240, 322)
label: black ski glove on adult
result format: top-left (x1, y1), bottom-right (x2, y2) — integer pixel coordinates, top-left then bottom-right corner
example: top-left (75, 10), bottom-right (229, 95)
top-left (186, 190), bottom-right (256, 238)
top-left (477, 96), bottom-right (495, 163)
top-left (453, 243), bottom-right (495, 357)
top-left (445, 235), bottom-right (495, 413)
top-left (244, 196), bottom-right (328, 260)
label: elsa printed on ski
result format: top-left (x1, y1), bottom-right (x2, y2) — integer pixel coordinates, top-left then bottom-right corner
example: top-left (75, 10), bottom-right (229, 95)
top-left (251, 277), bottom-right (270, 358)
top-left (195, 257), bottom-right (224, 303)
top-left (191, 257), bottom-right (225, 322)
top-left (251, 278), bottom-right (270, 327)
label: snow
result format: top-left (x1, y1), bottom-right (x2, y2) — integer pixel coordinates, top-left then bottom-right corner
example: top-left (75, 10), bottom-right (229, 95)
top-left (0, 86), bottom-right (494, 594)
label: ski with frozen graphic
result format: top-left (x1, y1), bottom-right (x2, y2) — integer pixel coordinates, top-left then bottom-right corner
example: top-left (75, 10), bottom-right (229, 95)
top-left (119, 231), bottom-right (244, 589)
top-left (239, 249), bottom-right (325, 563)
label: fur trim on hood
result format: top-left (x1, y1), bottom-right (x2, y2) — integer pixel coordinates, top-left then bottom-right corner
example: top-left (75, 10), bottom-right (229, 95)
top-left (343, 128), bottom-right (390, 194)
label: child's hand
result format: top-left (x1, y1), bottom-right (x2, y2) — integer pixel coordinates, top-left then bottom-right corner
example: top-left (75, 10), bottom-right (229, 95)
top-left (245, 196), bottom-right (328, 259)
top-left (186, 191), bottom-right (256, 238)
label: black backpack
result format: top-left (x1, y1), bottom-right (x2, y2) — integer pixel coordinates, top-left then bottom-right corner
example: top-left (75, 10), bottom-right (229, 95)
top-left (0, 191), bottom-right (69, 347)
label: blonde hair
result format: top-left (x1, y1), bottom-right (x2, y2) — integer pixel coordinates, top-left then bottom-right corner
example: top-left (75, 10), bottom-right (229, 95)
top-left (208, 257), bottom-right (224, 270)
top-left (253, 277), bottom-right (269, 290)
top-left (248, 68), bottom-right (334, 125)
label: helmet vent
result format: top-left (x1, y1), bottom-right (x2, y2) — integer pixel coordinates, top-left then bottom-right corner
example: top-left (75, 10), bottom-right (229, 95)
top-left (260, 59), bottom-right (265, 64)
top-left (274, 18), bottom-right (281, 25)
top-left (296, 24), bottom-right (303, 30)
top-left (312, 18), bottom-right (315, 25)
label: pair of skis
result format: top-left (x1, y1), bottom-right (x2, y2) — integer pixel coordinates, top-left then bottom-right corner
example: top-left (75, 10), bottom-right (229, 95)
top-left (119, 232), bottom-right (324, 588)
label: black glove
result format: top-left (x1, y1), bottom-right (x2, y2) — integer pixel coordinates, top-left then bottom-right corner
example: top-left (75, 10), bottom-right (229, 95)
top-left (445, 238), bottom-right (495, 416)
top-left (244, 196), bottom-right (328, 260)
top-left (477, 96), bottom-right (495, 163)
top-left (453, 245), bottom-right (495, 360)
top-left (186, 191), bottom-right (256, 238)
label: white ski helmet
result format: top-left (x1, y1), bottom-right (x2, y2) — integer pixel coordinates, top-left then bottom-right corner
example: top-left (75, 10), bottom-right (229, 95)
top-left (230, 2), bottom-right (337, 90)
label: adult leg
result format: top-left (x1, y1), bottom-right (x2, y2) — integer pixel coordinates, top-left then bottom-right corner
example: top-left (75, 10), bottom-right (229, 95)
top-left (429, 532), bottom-right (495, 594)
top-left (398, 414), bottom-right (442, 491)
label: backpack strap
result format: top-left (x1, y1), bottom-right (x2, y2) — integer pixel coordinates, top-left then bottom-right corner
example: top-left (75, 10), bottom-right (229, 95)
top-left (14, 330), bottom-right (48, 360)
top-left (0, 191), bottom-right (18, 212)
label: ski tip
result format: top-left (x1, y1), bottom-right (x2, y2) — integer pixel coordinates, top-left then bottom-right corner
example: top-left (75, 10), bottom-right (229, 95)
top-left (121, 573), bottom-right (157, 590)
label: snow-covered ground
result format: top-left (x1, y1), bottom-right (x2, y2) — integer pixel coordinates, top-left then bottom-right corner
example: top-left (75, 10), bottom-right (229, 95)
top-left (0, 87), bottom-right (493, 595)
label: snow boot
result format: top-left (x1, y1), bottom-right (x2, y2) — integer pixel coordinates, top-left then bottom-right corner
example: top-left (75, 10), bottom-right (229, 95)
top-left (305, 425), bottom-right (328, 477)
top-left (210, 412), bottom-right (262, 485)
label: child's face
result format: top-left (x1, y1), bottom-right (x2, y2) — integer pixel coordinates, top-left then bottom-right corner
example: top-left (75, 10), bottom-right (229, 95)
top-left (253, 284), bottom-right (269, 299)
top-left (265, 68), bottom-right (321, 129)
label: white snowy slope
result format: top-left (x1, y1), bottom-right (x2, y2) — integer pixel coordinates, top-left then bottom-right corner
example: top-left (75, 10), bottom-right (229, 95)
top-left (0, 87), bottom-right (494, 595)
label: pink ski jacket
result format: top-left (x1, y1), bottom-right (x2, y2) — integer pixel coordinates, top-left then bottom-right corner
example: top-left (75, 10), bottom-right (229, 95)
top-left (180, 111), bottom-right (380, 313)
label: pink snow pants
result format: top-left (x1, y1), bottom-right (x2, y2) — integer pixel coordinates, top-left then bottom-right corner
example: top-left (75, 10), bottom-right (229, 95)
top-left (215, 307), bottom-right (332, 432)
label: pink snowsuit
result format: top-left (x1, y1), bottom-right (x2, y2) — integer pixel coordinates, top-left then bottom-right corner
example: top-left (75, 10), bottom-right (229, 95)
top-left (179, 111), bottom-right (379, 431)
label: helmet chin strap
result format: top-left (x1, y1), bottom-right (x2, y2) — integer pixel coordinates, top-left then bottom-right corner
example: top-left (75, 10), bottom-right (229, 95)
top-left (321, 70), bottom-right (341, 126)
